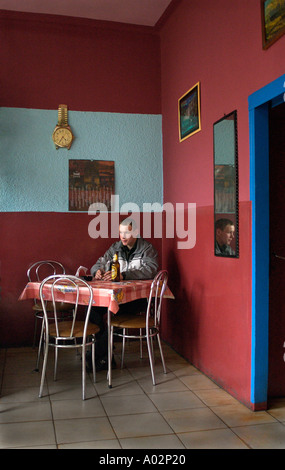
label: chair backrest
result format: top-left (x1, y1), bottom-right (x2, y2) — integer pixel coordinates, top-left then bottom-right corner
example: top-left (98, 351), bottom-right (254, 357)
top-left (39, 275), bottom-right (93, 340)
top-left (146, 270), bottom-right (168, 329)
top-left (27, 260), bottom-right (66, 282)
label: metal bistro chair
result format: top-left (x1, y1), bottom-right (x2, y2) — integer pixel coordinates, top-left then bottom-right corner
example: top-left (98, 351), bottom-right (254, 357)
top-left (110, 270), bottom-right (168, 386)
top-left (27, 260), bottom-right (74, 371)
top-left (38, 275), bottom-right (100, 400)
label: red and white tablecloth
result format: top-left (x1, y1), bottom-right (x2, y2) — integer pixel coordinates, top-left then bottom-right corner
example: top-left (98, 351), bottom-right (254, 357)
top-left (19, 279), bottom-right (174, 314)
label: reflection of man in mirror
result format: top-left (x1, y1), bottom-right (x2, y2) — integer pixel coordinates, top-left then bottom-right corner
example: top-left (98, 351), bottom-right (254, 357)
top-left (215, 218), bottom-right (235, 256)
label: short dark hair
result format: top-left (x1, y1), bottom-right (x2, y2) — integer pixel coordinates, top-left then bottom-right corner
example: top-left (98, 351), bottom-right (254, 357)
top-left (120, 217), bottom-right (137, 230)
top-left (215, 218), bottom-right (234, 231)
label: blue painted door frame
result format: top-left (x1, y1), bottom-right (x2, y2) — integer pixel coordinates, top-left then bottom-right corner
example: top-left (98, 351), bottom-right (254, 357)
top-left (249, 74), bottom-right (285, 406)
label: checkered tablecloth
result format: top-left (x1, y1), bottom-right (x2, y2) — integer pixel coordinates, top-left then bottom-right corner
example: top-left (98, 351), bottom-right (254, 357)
top-left (19, 279), bottom-right (174, 314)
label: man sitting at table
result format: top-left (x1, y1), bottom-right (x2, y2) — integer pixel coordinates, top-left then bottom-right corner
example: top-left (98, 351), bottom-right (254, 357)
top-left (88, 217), bottom-right (159, 371)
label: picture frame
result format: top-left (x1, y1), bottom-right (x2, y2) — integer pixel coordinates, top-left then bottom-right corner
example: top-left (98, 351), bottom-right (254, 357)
top-left (178, 81), bottom-right (201, 142)
top-left (69, 160), bottom-right (115, 212)
top-left (261, 0), bottom-right (285, 49)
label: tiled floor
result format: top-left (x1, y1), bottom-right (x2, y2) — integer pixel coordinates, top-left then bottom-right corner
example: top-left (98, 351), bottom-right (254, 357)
top-left (1, 341), bottom-right (285, 449)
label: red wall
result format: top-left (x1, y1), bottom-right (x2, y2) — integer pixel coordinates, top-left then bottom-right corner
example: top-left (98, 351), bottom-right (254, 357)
top-left (160, 0), bottom-right (285, 408)
top-left (161, 203), bottom-right (252, 401)
top-left (0, 10), bottom-right (161, 114)
top-left (0, 212), bottom-right (162, 346)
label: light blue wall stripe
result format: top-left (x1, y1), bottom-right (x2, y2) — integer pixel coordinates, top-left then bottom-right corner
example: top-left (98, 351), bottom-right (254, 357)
top-left (0, 108), bottom-right (163, 212)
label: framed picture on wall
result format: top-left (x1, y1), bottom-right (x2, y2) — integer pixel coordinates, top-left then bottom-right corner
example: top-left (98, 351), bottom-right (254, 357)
top-left (69, 160), bottom-right (115, 211)
top-left (261, 0), bottom-right (285, 49)
top-left (178, 81), bottom-right (201, 142)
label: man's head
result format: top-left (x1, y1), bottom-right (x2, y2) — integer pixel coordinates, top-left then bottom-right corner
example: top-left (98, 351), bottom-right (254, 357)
top-left (119, 218), bottom-right (138, 249)
top-left (215, 218), bottom-right (235, 247)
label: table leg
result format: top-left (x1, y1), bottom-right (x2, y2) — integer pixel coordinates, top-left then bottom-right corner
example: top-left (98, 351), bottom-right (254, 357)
top-left (107, 308), bottom-right (112, 388)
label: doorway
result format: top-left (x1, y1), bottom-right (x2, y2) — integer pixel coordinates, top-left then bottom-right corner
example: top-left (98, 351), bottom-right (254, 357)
top-left (249, 73), bottom-right (285, 408)
top-left (268, 101), bottom-right (285, 397)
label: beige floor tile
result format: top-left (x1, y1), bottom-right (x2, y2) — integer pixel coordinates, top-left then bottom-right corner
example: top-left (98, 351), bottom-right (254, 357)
top-left (233, 422), bottom-right (285, 449)
top-left (162, 358), bottom-right (190, 372)
top-left (179, 374), bottom-right (220, 391)
top-left (0, 386), bottom-right (49, 402)
top-left (127, 364), bottom-right (166, 380)
top-left (161, 407), bottom-right (227, 433)
top-left (51, 397), bottom-right (106, 420)
top-left (267, 398), bottom-right (285, 421)
top-left (109, 412), bottom-right (174, 439)
top-left (100, 367), bottom-right (134, 381)
top-left (46, 368), bottom-right (88, 382)
top-left (120, 434), bottom-right (186, 449)
top-left (0, 400), bottom-right (52, 423)
top-left (4, 358), bottom-right (38, 375)
top-left (0, 421), bottom-right (56, 448)
top-left (58, 439), bottom-right (121, 449)
top-left (101, 393), bottom-right (157, 415)
top-left (172, 364), bottom-right (203, 377)
top-left (95, 378), bottom-right (144, 397)
top-left (211, 403), bottom-right (277, 427)
top-left (54, 417), bottom-right (116, 444)
top-left (16, 444), bottom-right (57, 449)
top-left (178, 428), bottom-right (249, 449)
top-left (47, 379), bottom-right (97, 401)
top-left (148, 390), bottom-right (205, 411)
top-left (138, 373), bottom-right (189, 394)
top-left (115, 352), bottom-right (150, 365)
top-left (194, 388), bottom-right (240, 407)
top-left (2, 371), bottom-right (43, 389)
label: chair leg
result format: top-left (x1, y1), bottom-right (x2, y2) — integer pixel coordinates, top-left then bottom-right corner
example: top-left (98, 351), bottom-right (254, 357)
top-left (146, 331), bottom-right (156, 386)
top-left (35, 320), bottom-right (44, 371)
top-left (156, 333), bottom-right (167, 374)
top-left (121, 328), bottom-right (126, 369)
top-left (82, 344), bottom-right (86, 400)
top-left (108, 326), bottom-right (114, 382)
top-left (150, 329), bottom-right (154, 360)
top-left (54, 340), bottom-right (58, 381)
top-left (39, 336), bottom-right (48, 398)
top-left (92, 338), bottom-right (96, 383)
top-left (107, 328), bottom-right (111, 381)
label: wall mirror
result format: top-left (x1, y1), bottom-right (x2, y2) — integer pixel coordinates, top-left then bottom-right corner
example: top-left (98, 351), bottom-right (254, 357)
top-left (213, 110), bottom-right (239, 258)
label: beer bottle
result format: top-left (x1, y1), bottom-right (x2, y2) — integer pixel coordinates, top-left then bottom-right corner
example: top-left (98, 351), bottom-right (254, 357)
top-left (111, 252), bottom-right (120, 282)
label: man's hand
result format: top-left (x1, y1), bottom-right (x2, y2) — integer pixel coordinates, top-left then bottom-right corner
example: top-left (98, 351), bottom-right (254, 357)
top-left (102, 270), bottom-right (112, 281)
top-left (95, 269), bottom-right (124, 281)
top-left (95, 269), bottom-right (104, 280)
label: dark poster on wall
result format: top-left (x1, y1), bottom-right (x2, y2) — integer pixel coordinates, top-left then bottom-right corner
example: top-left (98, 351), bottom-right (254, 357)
top-left (69, 160), bottom-right (115, 211)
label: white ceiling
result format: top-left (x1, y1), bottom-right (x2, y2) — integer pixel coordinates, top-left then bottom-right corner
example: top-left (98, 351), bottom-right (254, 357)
top-left (0, 0), bottom-right (173, 26)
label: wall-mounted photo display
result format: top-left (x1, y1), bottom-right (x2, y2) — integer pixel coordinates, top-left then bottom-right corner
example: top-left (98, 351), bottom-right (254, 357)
top-left (261, 0), bottom-right (285, 49)
top-left (69, 160), bottom-right (115, 211)
top-left (178, 82), bottom-right (201, 142)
